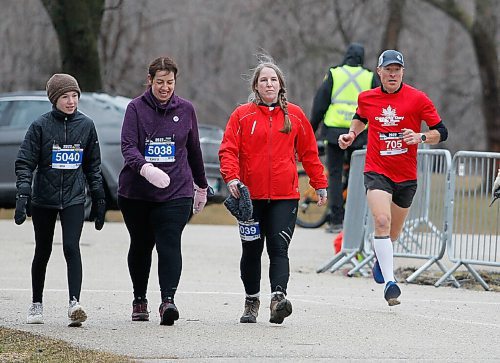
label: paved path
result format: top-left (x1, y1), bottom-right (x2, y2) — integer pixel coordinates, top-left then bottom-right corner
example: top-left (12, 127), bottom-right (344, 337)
top-left (0, 220), bottom-right (499, 362)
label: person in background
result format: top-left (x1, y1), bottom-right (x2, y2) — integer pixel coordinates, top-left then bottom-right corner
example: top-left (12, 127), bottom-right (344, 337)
top-left (219, 56), bottom-right (328, 325)
top-left (311, 43), bottom-right (380, 233)
top-left (15, 73), bottom-right (106, 327)
top-left (118, 56), bottom-right (208, 326)
top-left (339, 50), bottom-right (448, 306)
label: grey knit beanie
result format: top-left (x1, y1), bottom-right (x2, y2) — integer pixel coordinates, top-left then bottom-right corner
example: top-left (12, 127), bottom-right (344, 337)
top-left (46, 73), bottom-right (81, 104)
top-left (224, 183), bottom-right (253, 221)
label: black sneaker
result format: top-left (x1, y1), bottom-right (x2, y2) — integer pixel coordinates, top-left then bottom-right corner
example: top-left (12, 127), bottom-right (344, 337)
top-left (240, 297), bottom-right (260, 323)
top-left (384, 281), bottom-right (401, 306)
top-left (132, 298), bottom-right (149, 321)
top-left (159, 298), bottom-right (179, 326)
top-left (269, 292), bottom-right (292, 324)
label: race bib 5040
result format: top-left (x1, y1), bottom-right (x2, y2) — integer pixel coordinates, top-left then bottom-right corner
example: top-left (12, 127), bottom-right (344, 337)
top-left (52, 145), bottom-right (83, 169)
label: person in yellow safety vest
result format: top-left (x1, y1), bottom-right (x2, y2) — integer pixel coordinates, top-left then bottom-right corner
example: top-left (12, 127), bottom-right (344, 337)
top-left (311, 43), bottom-right (380, 233)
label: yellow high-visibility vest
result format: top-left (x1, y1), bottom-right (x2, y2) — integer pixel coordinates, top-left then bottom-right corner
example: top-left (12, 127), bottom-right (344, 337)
top-left (323, 65), bottom-right (374, 128)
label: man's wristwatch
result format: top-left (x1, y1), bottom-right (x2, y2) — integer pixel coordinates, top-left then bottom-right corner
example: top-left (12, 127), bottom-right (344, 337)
top-left (420, 133), bottom-right (427, 143)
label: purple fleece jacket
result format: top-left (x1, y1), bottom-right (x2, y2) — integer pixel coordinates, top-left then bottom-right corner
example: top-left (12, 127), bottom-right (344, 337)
top-left (118, 88), bottom-right (208, 202)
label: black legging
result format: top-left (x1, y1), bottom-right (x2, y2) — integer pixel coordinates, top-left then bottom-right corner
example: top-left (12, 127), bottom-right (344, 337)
top-left (118, 196), bottom-right (192, 302)
top-left (240, 199), bottom-right (297, 296)
top-left (30, 204), bottom-right (85, 303)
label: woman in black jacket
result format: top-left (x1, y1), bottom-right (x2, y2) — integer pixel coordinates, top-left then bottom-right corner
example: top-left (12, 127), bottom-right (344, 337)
top-left (15, 73), bottom-right (106, 327)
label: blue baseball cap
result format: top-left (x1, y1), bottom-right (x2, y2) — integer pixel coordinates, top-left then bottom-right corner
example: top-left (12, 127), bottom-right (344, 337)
top-left (377, 50), bottom-right (404, 67)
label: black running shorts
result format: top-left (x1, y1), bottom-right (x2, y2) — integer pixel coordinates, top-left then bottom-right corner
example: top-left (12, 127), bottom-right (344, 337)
top-left (364, 171), bottom-right (417, 208)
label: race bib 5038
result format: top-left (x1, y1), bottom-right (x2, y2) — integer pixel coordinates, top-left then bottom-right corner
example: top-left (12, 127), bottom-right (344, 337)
top-left (145, 139), bottom-right (175, 163)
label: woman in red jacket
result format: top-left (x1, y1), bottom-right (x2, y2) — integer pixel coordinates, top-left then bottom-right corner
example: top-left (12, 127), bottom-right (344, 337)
top-left (219, 57), bottom-right (327, 325)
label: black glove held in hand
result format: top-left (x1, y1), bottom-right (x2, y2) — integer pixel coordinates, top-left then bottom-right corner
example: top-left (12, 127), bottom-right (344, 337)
top-left (90, 199), bottom-right (106, 230)
top-left (223, 183), bottom-right (253, 221)
top-left (14, 195), bottom-right (30, 225)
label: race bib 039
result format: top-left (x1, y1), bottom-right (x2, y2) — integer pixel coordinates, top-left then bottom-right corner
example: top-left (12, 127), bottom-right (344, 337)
top-left (238, 220), bottom-right (261, 242)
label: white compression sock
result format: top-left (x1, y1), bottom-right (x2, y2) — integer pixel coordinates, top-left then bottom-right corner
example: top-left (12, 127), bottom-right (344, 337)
top-left (373, 236), bottom-right (395, 283)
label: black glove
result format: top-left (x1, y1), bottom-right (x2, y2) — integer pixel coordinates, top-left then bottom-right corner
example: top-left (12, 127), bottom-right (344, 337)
top-left (490, 188), bottom-right (500, 207)
top-left (90, 199), bottom-right (106, 230)
top-left (223, 183), bottom-right (253, 221)
top-left (14, 195), bottom-right (31, 225)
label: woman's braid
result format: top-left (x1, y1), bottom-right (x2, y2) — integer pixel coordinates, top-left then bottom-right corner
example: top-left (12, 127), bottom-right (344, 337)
top-left (278, 90), bottom-right (291, 134)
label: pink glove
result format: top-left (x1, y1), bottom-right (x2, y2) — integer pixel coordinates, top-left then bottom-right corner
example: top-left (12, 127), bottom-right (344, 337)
top-left (193, 184), bottom-right (208, 214)
top-left (140, 163), bottom-right (170, 188)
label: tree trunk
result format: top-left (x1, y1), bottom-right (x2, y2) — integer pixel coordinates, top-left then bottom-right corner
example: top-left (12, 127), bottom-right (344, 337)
top-left (470, 2), bottom-right (500, 151)
top-left (41, 0), bottom-right (105, 92)
top-left (381, 0), bottom-right (405, 50)
top-left (423, 0), bottom-right (500, 151)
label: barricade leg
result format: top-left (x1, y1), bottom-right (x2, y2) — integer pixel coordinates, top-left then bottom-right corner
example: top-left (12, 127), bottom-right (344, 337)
top-left (435, 261), bottom-right (462, 287)
top-left (407, 257), bottom-right (460, 288)
top-left (406, 258), bottom-right (437, 283)
top-left (330, 251), bottom-right (359, 273)
top-left (347, 252), bottom-right (374, 277)
top-left (464, 263), bottom-right (490, 291)
top-left (316, 252), bottom-right (346, 273)
top-left (435, 260), bottom-right (460, 288)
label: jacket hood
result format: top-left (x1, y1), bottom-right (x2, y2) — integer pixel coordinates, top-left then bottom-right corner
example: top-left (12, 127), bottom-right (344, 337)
top-left (141, 88), bottom-right (177, 113)
top-left (342, 43), bottom-right (365, 66)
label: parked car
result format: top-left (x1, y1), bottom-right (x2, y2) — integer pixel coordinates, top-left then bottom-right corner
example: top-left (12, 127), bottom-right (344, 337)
top-left (0, 91), bottom-right (228, 215)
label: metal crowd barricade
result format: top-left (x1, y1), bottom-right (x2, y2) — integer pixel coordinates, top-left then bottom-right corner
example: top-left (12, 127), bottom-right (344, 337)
top-left (317, 149), bottom-right (455, 287)
top-left (436, 151), bottom-right (500, 290)
top-left (316, 150), bottom-right (369, 274)
top-left (350, 149), bottom-right (454, 284)
top-left (396, 149), bottom-right (455, 283)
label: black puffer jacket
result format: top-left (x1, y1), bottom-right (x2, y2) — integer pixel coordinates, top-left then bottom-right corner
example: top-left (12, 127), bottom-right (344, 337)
top-left (15, 107), bottom-right (105, 209)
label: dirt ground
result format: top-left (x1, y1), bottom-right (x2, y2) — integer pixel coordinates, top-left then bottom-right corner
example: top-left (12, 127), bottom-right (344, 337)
top-left (395, 266), bottom-right (500, 292)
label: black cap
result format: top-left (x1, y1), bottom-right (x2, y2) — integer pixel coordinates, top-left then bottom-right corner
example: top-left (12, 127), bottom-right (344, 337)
top-left (377, 50), bottom-right (404, 67)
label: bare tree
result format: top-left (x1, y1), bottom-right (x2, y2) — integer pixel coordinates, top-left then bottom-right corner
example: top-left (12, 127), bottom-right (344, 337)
top-left (423, 0), bottom-right (500, 151)
top-left (1, 0), bottom-right (496, 154)
top-left (41, 0), bottom-right (105, 91)
top-left (381, 0), bottom-right (405, 50)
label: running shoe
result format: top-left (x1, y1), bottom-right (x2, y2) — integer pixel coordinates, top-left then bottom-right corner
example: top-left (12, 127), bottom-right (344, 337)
top-left (269, 292), bottom-right (292, 324)
top-left (68, 299), bottom-right (87, 327)
top-left (384, 281), bottom-right (401, 306)
top-left (372, 259), bottom-right (385, 284)
top-left (27, 302), bottom-right (44, 324)
top-left (240, 297), bottom-right (260, 323)
top-left (132, 298), bottom-right (149, 321)
top-left (159, 298), bottom-right (179, 326)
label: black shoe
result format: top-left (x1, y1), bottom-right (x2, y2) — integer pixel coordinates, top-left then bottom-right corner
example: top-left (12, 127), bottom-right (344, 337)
top-left (159, 298), bottom-right (179, 326)
top-left (240, 297), bottom-right (260, 323)
top-left (269, 292), bottom-right (292, 324)
top-left (132, 298), bottom-right (149, 321)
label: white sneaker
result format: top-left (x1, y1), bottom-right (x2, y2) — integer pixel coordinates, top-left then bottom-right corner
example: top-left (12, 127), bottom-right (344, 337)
top-left (68, 299), bottom-right (87, 327)
top-left (27, 302), bottom-right (44, 324)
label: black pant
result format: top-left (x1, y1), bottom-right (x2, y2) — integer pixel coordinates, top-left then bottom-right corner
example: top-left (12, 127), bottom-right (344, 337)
top-left (31, 204), bottom-right (85, 303)
top-left (326, 130), bottom-right (367, 225)
top-left (240, 199), bottom-right (297, 296)
top-left (118, 196), bottom-right (192, 302)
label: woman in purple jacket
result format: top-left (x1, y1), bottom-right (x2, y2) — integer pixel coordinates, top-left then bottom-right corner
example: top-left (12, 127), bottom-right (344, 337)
top-left (118, 56), bottom-right (209, 326)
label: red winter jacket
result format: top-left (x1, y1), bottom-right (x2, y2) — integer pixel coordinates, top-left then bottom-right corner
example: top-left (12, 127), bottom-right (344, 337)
top-left (219, 102), bottom-right (327, 200)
